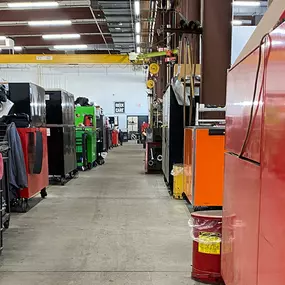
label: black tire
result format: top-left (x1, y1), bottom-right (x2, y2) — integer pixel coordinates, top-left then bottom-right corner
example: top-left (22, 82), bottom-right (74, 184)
top-left (21, 199), bottom-right (28, 213)
top-left (3, 220), bottom-right (10, 229)
top-left (87, 163), bottom-right (92, 170)
top-left (41, 188), bottom-right (48, 198)
top-left (60, 177), bottom-right (66, 186)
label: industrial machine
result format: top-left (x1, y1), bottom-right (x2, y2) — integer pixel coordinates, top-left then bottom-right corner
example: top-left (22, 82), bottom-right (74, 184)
top-left (222, 10), bottom-right (285, 285)
top-left (75, 106), bottom-right (97, 169)
top-left (45, 89), bottom-right (77, 184)
top-left (183, 104), bottom-right (225, 209)
top-left (162, 85), bottom-right (189, 191)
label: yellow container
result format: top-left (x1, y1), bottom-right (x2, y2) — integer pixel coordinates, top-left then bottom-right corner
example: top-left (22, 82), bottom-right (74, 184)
top-left (172, 164), bottom-right (184, 199)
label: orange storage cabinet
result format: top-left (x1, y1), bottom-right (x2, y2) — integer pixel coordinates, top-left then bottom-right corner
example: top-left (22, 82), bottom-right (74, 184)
top-left (183, 126), bottom-right (225, 208)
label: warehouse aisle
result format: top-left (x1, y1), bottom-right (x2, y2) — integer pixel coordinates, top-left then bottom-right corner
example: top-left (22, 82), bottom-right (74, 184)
top-left (0, 143), bottom-right (196, 285)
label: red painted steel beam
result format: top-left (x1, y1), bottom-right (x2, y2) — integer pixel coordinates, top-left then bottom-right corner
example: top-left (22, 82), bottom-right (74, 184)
top-left (13, 35), bottom-right (113, 46)
top-left (0, 7), bottom-right (97, 21)
top-left (0, 23), bottom-right (109, 35)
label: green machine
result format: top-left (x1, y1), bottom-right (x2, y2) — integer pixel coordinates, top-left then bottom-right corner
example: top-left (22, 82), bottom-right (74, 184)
top-left (75, 106), bottom-right (97, 170)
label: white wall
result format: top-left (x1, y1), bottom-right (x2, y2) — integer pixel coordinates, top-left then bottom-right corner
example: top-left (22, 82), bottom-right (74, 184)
top-left (231, 26), bottom-right (257, 65)
top-left (0, 64), bottom-right (148, 130)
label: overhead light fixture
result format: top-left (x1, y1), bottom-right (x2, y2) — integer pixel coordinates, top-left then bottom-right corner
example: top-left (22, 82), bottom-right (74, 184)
top-left (136, 47), bottom-right (141, 54)
top-left (115, 27), bottom-right (121, 30)
top-left (28, 20), bottom-right (72, 26)
top-left (136, 34), bottom-right (140, 44)
top-left (232, 1), bottom-right (261, 7)
top-left (232, 20), bottom-right (243, 26)
top-left (14, 46), bottom-right (22, 51)
top-left (134, 1), bottom-right (140, 16)
top-left (135, 22), bottom-right (141, 34)
top-left (53, 44), bottom-right (88, 50)
top-left (8, 2), bottom-right (59, 8)
top-left (42, 34), bottom-right (80, 40)
top-left (119, 22), bottom-right (123, 26)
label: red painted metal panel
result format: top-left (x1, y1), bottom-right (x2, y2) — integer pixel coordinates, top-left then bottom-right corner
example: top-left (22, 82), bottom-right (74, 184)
top-left (223, 21), bottom-right (285, 285)
top-left (222, 154), bottom-right (260, 285)
top-left (258, 24), bottom-right (285, 285)
top-left (18, 128), bottom-right (49, 199)
top-left (225, 47), bottom-right (263, 163)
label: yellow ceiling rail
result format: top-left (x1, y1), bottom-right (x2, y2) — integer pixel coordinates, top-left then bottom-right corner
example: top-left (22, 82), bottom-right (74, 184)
top-left (0, 54), bottom-right (130, 65)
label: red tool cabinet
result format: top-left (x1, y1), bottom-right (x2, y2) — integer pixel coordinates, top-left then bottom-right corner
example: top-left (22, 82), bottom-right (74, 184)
top-left (222, 21), bottom-right (285, 285)
top-left (17, 128), bottom-right (49, 200)
top-left (112, 130), bottom-right (119, 146)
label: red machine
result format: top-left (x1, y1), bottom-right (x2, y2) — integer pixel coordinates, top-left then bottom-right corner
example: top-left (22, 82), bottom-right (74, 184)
top-left (112, 130), bottom-right (119, 146)
top-left (17, 128), bottom-right (49, 205)
top-left (222, 20), bottom-right (285, 285)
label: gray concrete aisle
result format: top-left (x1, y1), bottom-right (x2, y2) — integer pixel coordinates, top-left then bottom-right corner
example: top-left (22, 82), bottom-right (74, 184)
top-left (0, 143), bottom-right (197, 285)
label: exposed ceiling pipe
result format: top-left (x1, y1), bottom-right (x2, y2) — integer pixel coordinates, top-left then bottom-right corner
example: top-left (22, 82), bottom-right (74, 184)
top-left (129, 0), bottom-right (135, 51)
top-left (150, 0), bottom-right (158, 48)
top-left (89, 6), bottom-right (111, 54)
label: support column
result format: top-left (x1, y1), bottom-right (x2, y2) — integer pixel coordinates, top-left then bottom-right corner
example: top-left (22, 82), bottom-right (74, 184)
top-left (200, 0), bottom-right (232, 106)
top-left (185, 0), bottom-right (200, 22)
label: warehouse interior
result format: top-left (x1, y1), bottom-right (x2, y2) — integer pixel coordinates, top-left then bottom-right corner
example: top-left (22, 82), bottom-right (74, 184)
top-left (0, 0), bottom-right (284, 284)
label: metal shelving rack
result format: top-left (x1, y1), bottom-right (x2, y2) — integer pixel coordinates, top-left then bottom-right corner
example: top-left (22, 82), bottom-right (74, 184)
top-left (195, 103), bottom-right (226, 126)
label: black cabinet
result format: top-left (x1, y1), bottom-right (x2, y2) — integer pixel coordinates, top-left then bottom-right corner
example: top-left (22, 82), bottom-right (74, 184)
top-left (47, 126), bottom-right (77, 176)
top-left (7, 83), bottom-right (46, 127)
top-left (45, 89), bottom-right (76, 178)
top-left (162, 86), bottom-right (189, 191)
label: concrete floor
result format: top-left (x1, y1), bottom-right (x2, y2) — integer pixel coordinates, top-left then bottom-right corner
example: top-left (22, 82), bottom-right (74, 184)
top-left (0, 143), bottom-right (200, 285)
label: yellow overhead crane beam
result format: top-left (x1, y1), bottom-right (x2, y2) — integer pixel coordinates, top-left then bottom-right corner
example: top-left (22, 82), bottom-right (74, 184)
top-left (0, 54), bottom-right (130, 65)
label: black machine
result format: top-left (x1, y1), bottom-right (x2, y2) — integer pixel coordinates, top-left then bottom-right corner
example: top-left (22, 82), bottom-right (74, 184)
top-left (6, 83), bottom-right (46, 127)
top-left (96, 114), bottom-right (106, 165)
top-left (45, 89), bottom-right (77, 184)
top-left (162, 86), bottom-right (190, 191)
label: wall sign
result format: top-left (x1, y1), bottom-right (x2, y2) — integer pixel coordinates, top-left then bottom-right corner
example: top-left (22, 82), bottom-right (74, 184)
top-left (114, 101), bottom-right (125, 114)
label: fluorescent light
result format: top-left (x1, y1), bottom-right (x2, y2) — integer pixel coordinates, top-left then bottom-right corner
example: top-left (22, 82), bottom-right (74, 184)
top-left (8, 2), bottom-right (59, 8)
top-left (0, 36), bottom-right (6, 40)
top-left (119, 22), bottom-right (123, 26)
top-left (136, 47), bottom-right (141, 54)
top-left (14, 46), bottom-right (22, 51)
top-left (135, 22), bottom-right (141, 34)
top-left (28, 20), bottom-right (72, 26)
top-left (232, 1), bottom-right (261, 7)
top-left (115, 27), bottom-right (121, 30)
top-left (43, 34), bottom-right (80, 40)
top-left (136, 34), bottom-right (140, 44)
top-left (134, 1), bottom-right (140, 16)
top-left (232, 20), bottom-right (243, 25)
top-left (53, 44), bottom-right (88, 50)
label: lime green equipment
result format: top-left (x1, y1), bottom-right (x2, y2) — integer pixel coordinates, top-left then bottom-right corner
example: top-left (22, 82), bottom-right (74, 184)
top-left (75, 106), bottom-right (97, 170)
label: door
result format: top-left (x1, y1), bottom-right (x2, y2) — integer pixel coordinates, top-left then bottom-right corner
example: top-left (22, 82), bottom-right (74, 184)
top-left (127, 116), bottom-right (138, 139)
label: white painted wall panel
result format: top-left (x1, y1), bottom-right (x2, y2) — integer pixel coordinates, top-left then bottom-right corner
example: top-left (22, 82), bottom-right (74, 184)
top-left (232, 26), bottom-right (257, 65)
top-left (0, 65), bottom-right (148, 130)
